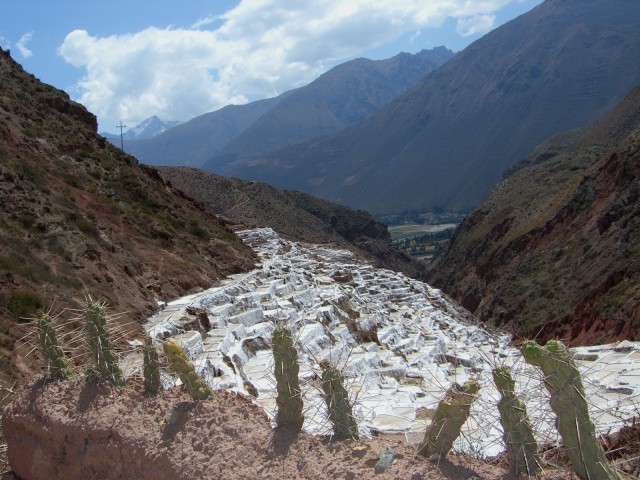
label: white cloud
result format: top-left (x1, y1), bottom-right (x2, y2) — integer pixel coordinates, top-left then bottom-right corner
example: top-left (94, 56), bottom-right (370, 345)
top-left (58, 0), bottom-right (515, 129)
top-left (191, 15), bottom-right (220, 29)
top-left (16, 31), bottom-right (34, 58)
top-left (456, 15), bottom-right (496, 36)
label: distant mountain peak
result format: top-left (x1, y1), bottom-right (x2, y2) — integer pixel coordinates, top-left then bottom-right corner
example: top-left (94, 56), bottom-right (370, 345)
top-left (127, 115), bottom-right (181, 139)
top-left (101, 116), bottom-right (181, 142)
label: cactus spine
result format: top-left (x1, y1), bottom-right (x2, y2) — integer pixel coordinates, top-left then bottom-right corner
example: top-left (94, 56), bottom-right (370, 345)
top-left (143, 337), bottom-right (161, 395)
top-left (85, 300), bottom-right (125, 386)
top-left (273, 326), bottom-right (304, 430)
top-left (417, 380), bottom-right (480, 458)
top-left (320, 360), bottom-right (359, 440)
top-left (36, 310), bottom-right (72, 380)
top-left (492, 367), bottom-right (541, 476)
top-left (163, 338), bottom-right (214, 401)
top-left (521, 340), bottom-right (621, 480)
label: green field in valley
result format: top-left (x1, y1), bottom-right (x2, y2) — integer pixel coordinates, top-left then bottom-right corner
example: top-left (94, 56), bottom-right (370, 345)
top-left (388, 223), bottom-right (458, 262)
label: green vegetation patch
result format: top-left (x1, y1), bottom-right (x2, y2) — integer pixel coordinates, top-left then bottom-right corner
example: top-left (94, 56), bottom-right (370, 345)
top-left (5, 290), bottom-right (43, 320)
top-left (71, 218), bottom-right (98, 238)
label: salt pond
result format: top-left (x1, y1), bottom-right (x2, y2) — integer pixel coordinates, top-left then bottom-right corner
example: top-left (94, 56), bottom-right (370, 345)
top-left (142, 228), bottom-right (640, 457)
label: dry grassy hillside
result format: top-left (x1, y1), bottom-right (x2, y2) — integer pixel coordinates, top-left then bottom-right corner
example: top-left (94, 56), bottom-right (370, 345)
top-left (160, 167), bottom-right (428, 280)
top-left (0, 49), bottom-right (256, 384)
top-left (427, 84), bottom-right (640, 346)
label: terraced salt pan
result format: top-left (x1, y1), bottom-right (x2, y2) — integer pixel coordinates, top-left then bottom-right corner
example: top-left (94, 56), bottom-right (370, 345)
top-left (144, 228), bottom-right (640, 458)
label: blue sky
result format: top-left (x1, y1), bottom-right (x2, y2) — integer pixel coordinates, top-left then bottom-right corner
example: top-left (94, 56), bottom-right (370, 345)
top-left (1, 0), bottom-right (542, 133)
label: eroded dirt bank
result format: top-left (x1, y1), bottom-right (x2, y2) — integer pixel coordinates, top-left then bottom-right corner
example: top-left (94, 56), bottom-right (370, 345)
top-left (2, 377), bottom-right (576, 480)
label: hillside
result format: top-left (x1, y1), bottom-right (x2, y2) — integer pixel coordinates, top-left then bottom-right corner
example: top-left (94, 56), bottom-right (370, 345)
top-left (0, 49), bottom-right (257, 383)
top-left (159, 167), bottom-right (427, 280)
top-left (224, 0), bottom-right (640, 214)
top-left (205, 48), bottom-right (454, 170)
top-left (426, 83), bottom-right (640, 346)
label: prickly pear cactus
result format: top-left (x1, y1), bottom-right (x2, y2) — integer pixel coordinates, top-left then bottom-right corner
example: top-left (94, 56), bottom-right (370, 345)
top-left (36, 310), bottom-right (72, 380)
top-left (143, 337), bottom-right (161, 395)
top-left (273, 326), bottom-right (304, 430)
top-left (320, 360), bottom-right (359, 440)
top-left (163, 338), bottom-right (214, 401)
top-left (417, 380), bottom-right (480, 458)
top-left (85, 300), bottom-right (125, 387)
top-left (521, 340), bottom-right (621, 480)
top-left (492, 367), bottom-right (541, 476)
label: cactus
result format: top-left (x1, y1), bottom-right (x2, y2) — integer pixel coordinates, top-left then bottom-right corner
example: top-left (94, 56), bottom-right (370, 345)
top-left (85, 300), bottom-right (125, 387)
top-left (143, 337), bottom-right (161, 395)
top-left (492, 367), bottom-right (541, 476)
top-left (521, 340), bottom-right (621, 480)
top-left (417, 380), bottom-right (480, 458)
top-left (273, 326), bottom-right (304, 430)
top-left (163, 338), bottom-right (214, 401)
top-left (36, 310), bottom-right (72, 380)
top-left (320, 360), bottom-right (359, 440)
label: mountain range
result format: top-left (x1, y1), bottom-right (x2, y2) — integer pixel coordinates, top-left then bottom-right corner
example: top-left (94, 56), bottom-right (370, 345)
top-left (126, 48), bottom-right (454, 168)
top-left (218, 0), bottom-right (640, 215)
top-left (427, 81), bottom-right (640, 345)
top-left (101, 116), bottom-right (181, 142)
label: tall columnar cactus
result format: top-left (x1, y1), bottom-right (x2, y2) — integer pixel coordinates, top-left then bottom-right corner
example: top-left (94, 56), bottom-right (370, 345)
top-left (417, 380), bottom-right (480, 458)
top-left (521, 340), bottom-right (621, 480)
top-left (163, 338), bottom-right (214, 401)
top-left (320, 360), bottom-right (359, 440)
top-left (143, 337), bottom-right (161, 395)
top-left (273, 326), bottom-right (304, 430)
top-left (85, 300), bottom-right (125, 387)
top-left (492, 367), bottom-right (541, 476)
top-left (36, 310), bottom-right (72, 380)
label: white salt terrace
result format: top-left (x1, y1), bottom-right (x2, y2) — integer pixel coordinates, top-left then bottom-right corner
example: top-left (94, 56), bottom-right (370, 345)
top-left (143, 227), bottom-right (640, 458)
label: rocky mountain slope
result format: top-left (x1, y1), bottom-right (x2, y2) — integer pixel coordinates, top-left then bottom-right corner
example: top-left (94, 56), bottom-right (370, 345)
top-left (426, 83), bottom-right (640, 346)
top-left (124, 96), bottom-right (282, 167)
top-left (160, 167), bottom-right (427, 280)
top-left (0, 49), bottom-right (257, 383)
top-left (204, 48), bottom-right (454, 171)
top-left (225, 0), bottom-right (640, 214)
top-left (130, 48), bottom-right (453, 169)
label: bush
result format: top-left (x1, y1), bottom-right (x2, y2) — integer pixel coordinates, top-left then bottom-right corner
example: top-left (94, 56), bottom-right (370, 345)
top-left (6, 290), bottom-right (43, 320)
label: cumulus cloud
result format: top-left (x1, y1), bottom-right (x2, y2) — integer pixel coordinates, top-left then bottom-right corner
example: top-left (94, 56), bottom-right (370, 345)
top-left (58, 0), bottom-right (514, 128)
top-left (16, 31), bottom-right (34, 58)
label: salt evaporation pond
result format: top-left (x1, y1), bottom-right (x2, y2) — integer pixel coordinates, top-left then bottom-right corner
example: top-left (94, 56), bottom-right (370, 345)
top-left (142, 228), bottom-right (640, 458)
